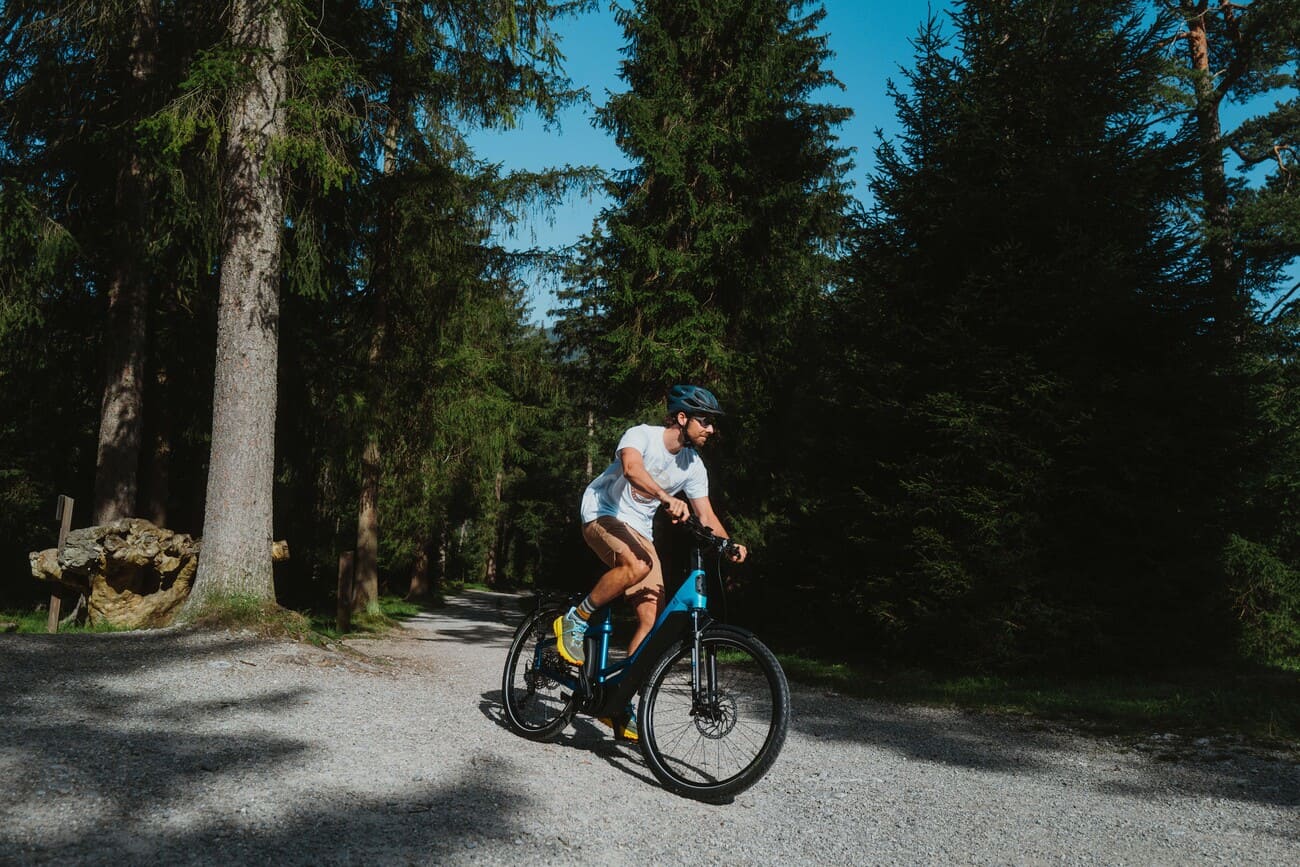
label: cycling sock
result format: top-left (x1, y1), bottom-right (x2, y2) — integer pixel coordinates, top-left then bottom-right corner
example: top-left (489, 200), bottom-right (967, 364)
top-left (575, 596), bottom-right (597, 621)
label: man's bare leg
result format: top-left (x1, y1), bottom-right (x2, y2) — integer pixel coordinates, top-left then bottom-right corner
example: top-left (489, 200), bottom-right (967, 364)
top-left (585, 549), bottom-right (651, 609)
top-left (554, 549), bottom-right (650, 666)
top-left (626, 588), bottom-right (664, 657)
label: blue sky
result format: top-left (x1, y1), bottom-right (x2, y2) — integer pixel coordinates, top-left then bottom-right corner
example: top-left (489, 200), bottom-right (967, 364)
top-left (468, 0), bottom-right (928, 320)
top-left (467, 1), bottom-right (1294, 322)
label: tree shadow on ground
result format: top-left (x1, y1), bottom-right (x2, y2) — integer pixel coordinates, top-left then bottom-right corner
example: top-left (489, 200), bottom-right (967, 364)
top-left (0, 631), bottom-right (517, 864)
top-left (475, 689), bottom-right (661, 792)
top-left (795, 696), bottom-right (1056, 772)
top-left (400, 592), bottom-right (523, 646)
top-left (792, 687), bottom-right (1300, 811)
top-left (406, 622), bottom-right (518, 645)
top-left (414, 589), bottom-right (1300, 816)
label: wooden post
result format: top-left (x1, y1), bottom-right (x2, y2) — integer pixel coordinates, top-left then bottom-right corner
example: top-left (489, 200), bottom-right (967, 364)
top-left (336, 550), bottom-right (355, 633)
top-left (48, 495), bottom-right (74, 633)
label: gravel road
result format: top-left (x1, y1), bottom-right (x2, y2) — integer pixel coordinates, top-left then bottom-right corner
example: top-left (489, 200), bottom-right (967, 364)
top-left (2, 590), bottom-right (1296, 865)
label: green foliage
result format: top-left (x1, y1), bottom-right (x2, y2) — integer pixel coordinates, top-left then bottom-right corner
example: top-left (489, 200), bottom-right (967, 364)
top-left (794, 0), bottom-right (1231, 670)
top-left (1223, 535), bottom-right (1300, 665)
top-left (6, 0), bottom-right (1300, 681)
top-left (0, 607), bottom-right (132, 635)
top-left (555, 0), bottom-right (853, 617)
top-left (270, 0), bottom-right (597, 605)
top-left (558, 0), bottom-right (852, 415)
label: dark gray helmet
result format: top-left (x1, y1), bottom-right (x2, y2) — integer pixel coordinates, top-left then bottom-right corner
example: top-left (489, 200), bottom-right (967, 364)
top-left (667, 384), bottom-right (724, 417)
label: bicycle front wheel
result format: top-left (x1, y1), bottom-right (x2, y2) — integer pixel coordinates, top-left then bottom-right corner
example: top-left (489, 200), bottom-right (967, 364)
top-left (639, 624), bottom-right (790, 802)
top-left (501, 604), bottom-right (576, 741)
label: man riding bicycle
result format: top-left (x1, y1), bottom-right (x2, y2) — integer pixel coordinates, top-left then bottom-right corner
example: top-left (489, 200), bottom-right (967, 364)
top-left (554, 384), bottom-right (748, 740)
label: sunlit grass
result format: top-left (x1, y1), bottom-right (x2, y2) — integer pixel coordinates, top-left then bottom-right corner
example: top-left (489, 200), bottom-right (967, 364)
top-left (182, 592), bottom-right (323, 643)
top-left (0, 606), bottom-right (126, 634)
top-left (303, 594), bottom-right (433, 641)
top-left (2, 593), bottom-right (435, 642)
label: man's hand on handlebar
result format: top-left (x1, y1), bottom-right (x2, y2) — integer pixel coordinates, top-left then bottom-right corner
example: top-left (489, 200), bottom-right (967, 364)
top-left (661, 495), bottom-right (691, 523)
top-left (679, 512), bottom-right (748, 562)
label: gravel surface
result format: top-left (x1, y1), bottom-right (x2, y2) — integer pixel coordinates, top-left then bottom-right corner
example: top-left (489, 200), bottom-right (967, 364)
top-left (2, 590), bottom-right (1296, 865)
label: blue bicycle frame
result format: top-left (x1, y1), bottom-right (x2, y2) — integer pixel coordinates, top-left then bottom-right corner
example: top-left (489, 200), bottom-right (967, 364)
top-left (538, 544), bottom-right (715, 721)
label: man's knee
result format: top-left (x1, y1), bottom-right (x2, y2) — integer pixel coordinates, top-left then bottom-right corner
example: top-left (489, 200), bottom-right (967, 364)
top-left (620, 553), bottom-right (653, 584)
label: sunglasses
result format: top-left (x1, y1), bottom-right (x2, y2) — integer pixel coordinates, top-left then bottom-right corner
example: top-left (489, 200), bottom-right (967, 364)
top-left (691, 415), bottom-right (718, 430)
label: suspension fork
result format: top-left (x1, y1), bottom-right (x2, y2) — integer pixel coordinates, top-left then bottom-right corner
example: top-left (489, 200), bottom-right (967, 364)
top-left (689, 608), bottom-right (718, 712)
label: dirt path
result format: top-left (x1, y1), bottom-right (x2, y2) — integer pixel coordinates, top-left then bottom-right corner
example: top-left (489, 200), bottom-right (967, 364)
top-left (1, 590), bottom-right (1296, 865)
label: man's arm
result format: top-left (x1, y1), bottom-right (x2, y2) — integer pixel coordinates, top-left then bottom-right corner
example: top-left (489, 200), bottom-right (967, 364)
top-left (690, 496), bottom-right (748, 563)
top-left (620, 447), bottom-right (690, 522)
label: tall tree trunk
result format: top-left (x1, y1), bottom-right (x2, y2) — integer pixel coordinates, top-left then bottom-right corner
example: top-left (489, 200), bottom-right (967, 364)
top-left (484, 468), bottom-right (504, 586)
top-left (186, 0), bottom-right (288, 611)
top-left (586, 409), bottom-right (594, 477)
top-left (1181, 0), bottom-right (1240, 333)
top-left (437, 525), bottom-right (449, 588)
top-left (406, 534), bottom-right (432, 599)
top-left (353, 12), bottom-right (408, 613)
top-left (140, 364), bottom-right (171, 527)
top-left (92, 0), bottom-right (158, 524)
top-left (352, 120), bottom-right (399, 614)
top-left (354, 430), bottom-right (383, 610)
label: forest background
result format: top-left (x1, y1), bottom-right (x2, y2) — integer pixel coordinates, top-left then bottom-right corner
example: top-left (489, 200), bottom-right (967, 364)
top-left (3, 0), bottom-right (1300, 677)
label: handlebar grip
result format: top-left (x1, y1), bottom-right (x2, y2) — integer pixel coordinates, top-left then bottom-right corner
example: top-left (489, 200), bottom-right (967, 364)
top-left (680, 514), bottom-right (742, 558)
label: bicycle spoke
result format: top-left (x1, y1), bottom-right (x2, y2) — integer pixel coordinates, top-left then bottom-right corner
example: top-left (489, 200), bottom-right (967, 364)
top-left (643, 634), bottom-right (784, 791)
top-left (502, 607), bottom-right (574, 740)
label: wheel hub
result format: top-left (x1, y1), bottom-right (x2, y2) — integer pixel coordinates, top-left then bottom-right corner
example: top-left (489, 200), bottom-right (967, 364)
top-left (525, 645), bottom-right (563, 691)
top-left (692, 693), bottom-right (738, 739)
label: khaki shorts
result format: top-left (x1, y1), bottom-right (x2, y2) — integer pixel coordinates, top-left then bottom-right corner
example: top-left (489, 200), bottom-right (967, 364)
top-left (582, 516), bottom-right (663, 603)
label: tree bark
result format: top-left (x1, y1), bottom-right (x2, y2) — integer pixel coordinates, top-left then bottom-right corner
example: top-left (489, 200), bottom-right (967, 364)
top-left (186, 0), bottom-right (288, 610)
top-left (586, 409), bottom-right (594, 477)
top-left (140, 364), bottom-right (171, 528)
top-left (405, 535), bottom-right (432, 600)
top-left (484, 469), bottom-right (505, 586)
top-left (353, 12), bottom-right (407, 613)
top-left (351, 163), bottom-right (393, 612)
top-left (92, 0), bottom-right (158, 524)
top-left (1181, 0), bottom-right (1241, 333)
top-left (354, 434), bottom-right (382, 611)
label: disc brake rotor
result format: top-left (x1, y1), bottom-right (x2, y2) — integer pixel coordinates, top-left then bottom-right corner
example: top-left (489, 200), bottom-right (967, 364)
top-left (693, 692), bottom-right (738, 739)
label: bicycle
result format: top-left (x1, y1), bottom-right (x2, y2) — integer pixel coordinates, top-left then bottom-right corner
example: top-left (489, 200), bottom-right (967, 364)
top-left (500, 515), bottom-right (790, 802)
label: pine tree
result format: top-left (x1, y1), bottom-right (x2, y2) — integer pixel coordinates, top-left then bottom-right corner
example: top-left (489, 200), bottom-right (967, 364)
top-left (1199, 0), bottom-right (1300, 664)
top-left (0, 1), bottom-right (222, 527)
top-left (186, 0), bottom-right (290, 609)
top-left (1170, 0), bottom-right (1300, 335)
top-left (558, 0), bottom-right (852, 419)
top-left (824, 1), bottom-right (1221, 669)
top-left (329, 0), bottom-right (592, 611)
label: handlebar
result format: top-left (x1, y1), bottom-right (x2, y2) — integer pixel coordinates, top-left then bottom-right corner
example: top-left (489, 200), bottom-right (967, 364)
top-left (681, 514), bottom-right (740, 558)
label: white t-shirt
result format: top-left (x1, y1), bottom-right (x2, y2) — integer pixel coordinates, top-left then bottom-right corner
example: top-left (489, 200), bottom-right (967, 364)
top-left (580, 424), bottom-right (709, 540)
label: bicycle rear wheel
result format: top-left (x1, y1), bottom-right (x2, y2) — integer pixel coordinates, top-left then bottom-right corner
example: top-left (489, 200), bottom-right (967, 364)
top-left (639, 624), bottom-right (790, 802)
top-left (501, 604), bottom-right (576, 741)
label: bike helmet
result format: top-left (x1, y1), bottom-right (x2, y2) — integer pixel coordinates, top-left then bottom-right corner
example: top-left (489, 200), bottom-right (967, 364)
top-left (666, 384), bottom-right (725, 417)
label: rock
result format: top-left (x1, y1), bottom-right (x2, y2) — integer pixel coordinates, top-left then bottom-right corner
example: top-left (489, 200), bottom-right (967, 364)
top-left (30, 548), bottom-right (62, 582)
top-left (29, 519), bottom-right (198, 630)
top-left (29, 520), bottom-right (291, 630)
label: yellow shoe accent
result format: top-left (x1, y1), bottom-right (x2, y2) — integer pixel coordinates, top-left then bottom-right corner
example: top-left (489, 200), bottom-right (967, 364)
top-left (596, 714), bottom-right (638, 742)
top-left (552, 615), bottom-right (583, 665)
